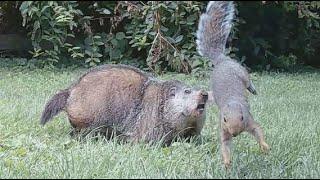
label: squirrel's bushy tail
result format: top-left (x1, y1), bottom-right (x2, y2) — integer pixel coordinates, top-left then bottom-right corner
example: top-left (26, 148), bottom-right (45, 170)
top-left (40, 89), bottom-right (70, 125)
top-left (196, 1), bottom-right (235, 65)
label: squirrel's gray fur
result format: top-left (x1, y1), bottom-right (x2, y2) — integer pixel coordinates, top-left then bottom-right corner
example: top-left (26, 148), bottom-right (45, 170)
top-left (196, 1), bottom-right (256, 111)
top-left (196, 1), bottom-right (235, 66)
top-left (196, 1), bottom-right (269, 168)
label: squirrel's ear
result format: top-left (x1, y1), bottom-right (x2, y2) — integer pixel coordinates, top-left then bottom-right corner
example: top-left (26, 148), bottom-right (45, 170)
top-left (168, 87), bottom-right (177, 97)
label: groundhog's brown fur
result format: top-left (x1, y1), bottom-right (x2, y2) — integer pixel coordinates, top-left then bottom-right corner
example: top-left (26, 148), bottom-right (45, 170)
top-left (40, 64), bottom-right (208, 145)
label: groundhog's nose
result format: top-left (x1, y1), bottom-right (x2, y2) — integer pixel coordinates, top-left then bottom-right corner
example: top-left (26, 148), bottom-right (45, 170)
top-left (200, 91), bottom-right (208, 101)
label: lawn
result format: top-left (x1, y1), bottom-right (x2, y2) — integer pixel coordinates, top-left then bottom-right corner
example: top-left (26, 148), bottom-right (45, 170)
top-left (1, 59), bottom-right (320, 178)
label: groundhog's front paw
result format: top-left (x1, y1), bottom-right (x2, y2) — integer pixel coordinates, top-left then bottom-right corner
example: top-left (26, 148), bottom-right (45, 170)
top-left (260, 142), bottom-right (270, 153)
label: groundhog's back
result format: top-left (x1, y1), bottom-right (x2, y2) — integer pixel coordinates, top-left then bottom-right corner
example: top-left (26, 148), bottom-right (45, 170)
top-left (66, 66), bottom-right (149, 129)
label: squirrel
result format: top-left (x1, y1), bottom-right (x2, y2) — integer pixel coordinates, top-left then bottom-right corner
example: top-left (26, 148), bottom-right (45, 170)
top-left (196, 1), bottom-right (270, 168)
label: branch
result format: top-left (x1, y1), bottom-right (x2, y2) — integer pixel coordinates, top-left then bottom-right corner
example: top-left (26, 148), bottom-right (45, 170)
top-left (146, 31), bottom-right (161, 73)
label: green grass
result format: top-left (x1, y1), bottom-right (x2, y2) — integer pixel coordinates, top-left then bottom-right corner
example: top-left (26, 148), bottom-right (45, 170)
top-left (1, 61), bottom-right (320, 178)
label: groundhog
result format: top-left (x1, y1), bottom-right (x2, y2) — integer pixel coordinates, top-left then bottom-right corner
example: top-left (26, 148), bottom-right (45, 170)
top-left (196, 1), bottom-right (270, 168)
top-left (40, 64), bottom-right (208, 145)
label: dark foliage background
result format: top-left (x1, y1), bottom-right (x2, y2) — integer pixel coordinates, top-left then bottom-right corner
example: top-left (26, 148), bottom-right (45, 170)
top-left (0, 1), bottom-right (319, 74)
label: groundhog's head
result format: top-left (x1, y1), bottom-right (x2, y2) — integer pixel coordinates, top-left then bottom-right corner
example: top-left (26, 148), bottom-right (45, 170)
top-left (221, 100), bottom-right (249, 137)
top-left (161, 80), bottom-right (208, 134)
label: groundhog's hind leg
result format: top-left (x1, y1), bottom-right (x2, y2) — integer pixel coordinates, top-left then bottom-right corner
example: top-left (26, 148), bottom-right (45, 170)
top-left (246, 114), bottom-right (270, 153)
top-left (68, 126), bottom-right (109, 141)
top-left (68, 128), bottom-right (80, 138)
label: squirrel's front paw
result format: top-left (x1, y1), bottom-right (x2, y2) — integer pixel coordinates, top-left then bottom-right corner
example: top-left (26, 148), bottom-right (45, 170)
top-left (223, 159), bottom-right (232, 170)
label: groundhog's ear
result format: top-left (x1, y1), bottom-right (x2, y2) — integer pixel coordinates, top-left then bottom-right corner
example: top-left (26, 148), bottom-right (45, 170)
top-left (168, 87), bottom-right (176, 97)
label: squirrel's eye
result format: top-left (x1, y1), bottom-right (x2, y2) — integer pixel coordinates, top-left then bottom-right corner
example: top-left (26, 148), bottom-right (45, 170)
top-left (184, 89), bottom-right (191, 94)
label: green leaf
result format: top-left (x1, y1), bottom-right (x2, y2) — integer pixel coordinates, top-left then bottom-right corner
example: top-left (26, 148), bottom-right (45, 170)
top-left (33, 21), bottom-right (40, 31)
top-left (94, 52), bottom-right (103, 58)
top-left (116, 32), bottom-right (126, 40)
top-left (82, 16), bottom-right (93, 20)
top-left (93, 35), bottom-right (101, 39)
top-left (72, 47), bottom-right (81, 50)
top-left (111, 39), bottom-right (118, 46)
top-left (192, 59), bottom-right (203, 68)
top-left (64, 43), bottom-right (73, 47)
top-left (85, 58), bottom-right (92, 63)
top-left (76, 53), bottom-right (84, 58)
top-left (101, 8), bottom-right (111, 15)
top-left (160, 26), bottom-right (168, 32)
top-left (93, 58), bottom-right (101, 62)
top-left (85, 49), bottom-right (93, 56)
top-left (149, 31), bottom-right (156, 36)
top-left (117, 40), bottom-right (126, 52)
top-left (67, 33), bottom-right (75, 38)
top-left (19, 1), bottom-right (30, 12)
top-left (109, 49), bottom-right (121, 58)
top-left (141, 36), bottom-right (147, 44)
top-left (175, 35), bottom-right (183, 43)
top-left (53, 28), bottom-right (63, 34)
top-left (84, 37), bottom-right (93, 45)
top-left (31, 6), bottom-right (39, 13)
top-left (166, 36), bottom-right (175, 44)
top-left (41, 5), bottom-right (50, 13)
top-left (254, 46), bottom-right (260, 56)
top-left (95, 41), bottom-right (104, 46)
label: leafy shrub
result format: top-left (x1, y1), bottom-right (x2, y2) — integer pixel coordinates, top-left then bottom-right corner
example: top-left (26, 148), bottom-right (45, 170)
top-left (233, 1), bottom-right (320, 70)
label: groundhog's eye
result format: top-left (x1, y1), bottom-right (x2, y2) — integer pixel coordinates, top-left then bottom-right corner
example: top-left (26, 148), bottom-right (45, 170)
top-left (224, 117), bottom-right (227, 123)
top-left (184, 89), bottom-right (191, 94)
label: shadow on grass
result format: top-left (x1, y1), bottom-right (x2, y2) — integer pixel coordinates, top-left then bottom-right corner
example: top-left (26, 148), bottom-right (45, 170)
top-left (0, 58), bottom-right (84, 73)
top-left (250, 63), bottom-right (320, 75)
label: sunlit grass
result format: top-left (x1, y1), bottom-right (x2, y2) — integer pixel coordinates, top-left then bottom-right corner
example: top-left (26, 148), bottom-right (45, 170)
top-left (1, 61), bottom-right (320, 178)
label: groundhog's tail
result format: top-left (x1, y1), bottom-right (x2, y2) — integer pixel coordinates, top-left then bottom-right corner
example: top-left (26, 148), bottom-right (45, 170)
top-left (196, 1), bottom-right (235, 65)
top-left (40, 89), bottom-right (70, 125)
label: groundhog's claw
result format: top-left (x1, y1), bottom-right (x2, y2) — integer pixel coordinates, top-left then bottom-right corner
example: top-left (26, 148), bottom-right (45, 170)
top-left (260, 142), bottom-right (270, 153)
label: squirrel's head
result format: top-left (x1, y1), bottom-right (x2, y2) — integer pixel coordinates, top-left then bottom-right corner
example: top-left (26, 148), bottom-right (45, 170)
top-left (221, 100), bottom-right (248, 137)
